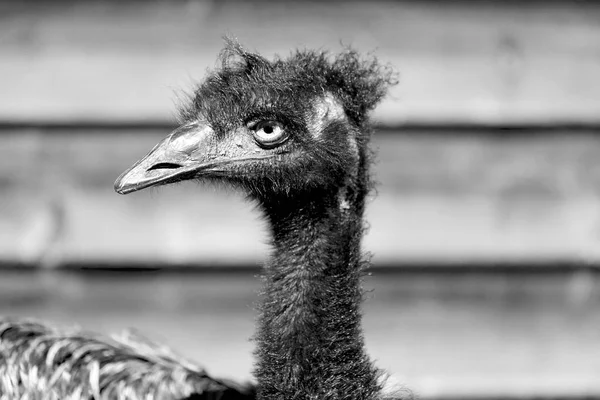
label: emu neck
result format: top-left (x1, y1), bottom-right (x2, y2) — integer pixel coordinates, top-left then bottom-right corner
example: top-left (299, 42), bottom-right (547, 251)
top-left (255, 188), bottom-right (380, 400)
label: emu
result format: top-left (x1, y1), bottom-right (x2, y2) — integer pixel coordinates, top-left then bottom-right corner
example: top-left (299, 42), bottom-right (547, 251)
top-left (0, 42), bottom-right (408, 400)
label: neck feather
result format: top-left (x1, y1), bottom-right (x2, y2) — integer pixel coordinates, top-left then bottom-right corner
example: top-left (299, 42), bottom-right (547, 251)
top-left (254, 184), bottom-right (381, 400)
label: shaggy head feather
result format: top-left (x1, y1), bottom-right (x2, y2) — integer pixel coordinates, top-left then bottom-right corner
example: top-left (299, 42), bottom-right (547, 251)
top-left (179, 39), bottom-right (395, 130)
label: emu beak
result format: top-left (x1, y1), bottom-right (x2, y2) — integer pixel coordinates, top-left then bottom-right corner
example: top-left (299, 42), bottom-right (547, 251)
top-left (114, 123), bottom-right (217, 195)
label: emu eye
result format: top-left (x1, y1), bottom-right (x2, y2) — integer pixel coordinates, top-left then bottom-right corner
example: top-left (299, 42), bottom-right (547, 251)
top-left (251, 121), bottom-right (287, 148)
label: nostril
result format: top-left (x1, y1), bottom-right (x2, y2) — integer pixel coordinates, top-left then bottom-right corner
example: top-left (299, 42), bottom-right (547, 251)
top-left (147, 163), bottom-right (182, 171)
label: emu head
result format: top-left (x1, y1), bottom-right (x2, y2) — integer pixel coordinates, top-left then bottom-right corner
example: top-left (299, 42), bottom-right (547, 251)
top-left (114, 42), bottom-right (394, 200)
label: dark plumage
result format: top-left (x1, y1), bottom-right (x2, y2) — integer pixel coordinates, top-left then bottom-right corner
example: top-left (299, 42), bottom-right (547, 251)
top-left (0, 319), bottom-right (254, 399)
top-left (1, 41), bottom-right (408, 400)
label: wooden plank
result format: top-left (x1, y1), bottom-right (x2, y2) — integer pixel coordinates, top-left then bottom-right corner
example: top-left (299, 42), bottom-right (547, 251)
top-left (1, 271), bottom-right (598, 397)
top-left (2, 128), bottom-right (600, 265)
top-left (0, 1), bottom-right (599, 125)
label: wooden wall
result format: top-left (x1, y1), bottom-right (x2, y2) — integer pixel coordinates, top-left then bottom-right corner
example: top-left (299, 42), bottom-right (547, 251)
top-left (4, 129), bottom-right (600, 267)
top-left (1, 1), bottom-right (599, 125)
top-left (1, 1), bottom-right (600, 267)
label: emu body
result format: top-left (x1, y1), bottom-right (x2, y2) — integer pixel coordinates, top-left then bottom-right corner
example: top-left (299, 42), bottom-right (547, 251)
top-left (0, 320), bottom-right (253, 400)
top-left (0, 42), bottom-right (406, 400)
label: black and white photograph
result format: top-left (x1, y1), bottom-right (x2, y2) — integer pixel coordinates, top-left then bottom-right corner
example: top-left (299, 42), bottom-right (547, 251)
top-left (0, 1), bottom-right (598, 399)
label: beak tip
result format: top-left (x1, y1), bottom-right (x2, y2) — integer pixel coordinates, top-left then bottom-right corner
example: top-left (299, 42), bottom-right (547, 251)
top-left (114, 170), bottom-right (135, 195)
top-left (114, 168), bottom-right (164, 195)
top-left (114, 181), bottom-right (128, 195)
top-left (114, 184), bottom-right (127, 195)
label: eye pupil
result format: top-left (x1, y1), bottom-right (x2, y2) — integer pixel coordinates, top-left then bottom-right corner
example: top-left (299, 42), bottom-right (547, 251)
top-left (263, 125), bottom-right (274, 134)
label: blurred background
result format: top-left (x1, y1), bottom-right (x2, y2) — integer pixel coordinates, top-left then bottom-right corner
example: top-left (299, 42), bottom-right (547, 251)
top-left (1, 0), bottom-right (599, 398)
